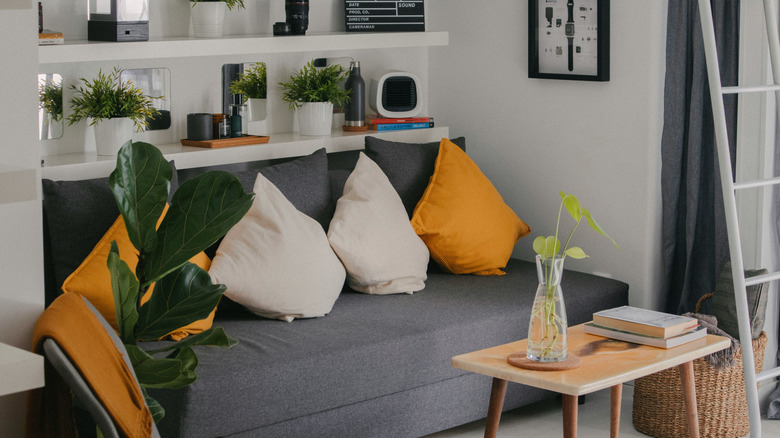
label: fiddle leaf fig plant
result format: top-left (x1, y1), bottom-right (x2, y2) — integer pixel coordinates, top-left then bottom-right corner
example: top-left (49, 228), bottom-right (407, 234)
top-left (107, 140), bottom-right (254, 422)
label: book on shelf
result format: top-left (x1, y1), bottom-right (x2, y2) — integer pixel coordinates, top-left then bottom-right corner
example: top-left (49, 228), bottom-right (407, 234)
top-left (584, 322), bottom-right (707, 349)
top-left (365, 115), bottom-right (433, 125)
top-left (39, 29), bottom-right (63, 45)
top-left (367, 121), bottom-right (434, 131)
top-left (592, 305), bottom-right (699, 339)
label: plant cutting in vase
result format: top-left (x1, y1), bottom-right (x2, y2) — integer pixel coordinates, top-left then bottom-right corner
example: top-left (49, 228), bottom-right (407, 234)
top-left (107, 140), bottom-right (254, 421)
top-left (39, 78), bottom-right (63, 123)
top-left (526, 192), bottom-right (618, 362)
top-left (279, 60), bottom-right (350, 135)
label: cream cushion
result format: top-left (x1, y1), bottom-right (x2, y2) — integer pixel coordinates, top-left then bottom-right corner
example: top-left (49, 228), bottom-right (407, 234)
top-left (328, 153), bottom-right (429, 294)
top-left (209, 173), bottom-right (345, 322)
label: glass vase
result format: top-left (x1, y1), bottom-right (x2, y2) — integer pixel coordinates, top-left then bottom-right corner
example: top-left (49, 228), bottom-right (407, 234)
top-left (526, 255), bottom-right (569, 362)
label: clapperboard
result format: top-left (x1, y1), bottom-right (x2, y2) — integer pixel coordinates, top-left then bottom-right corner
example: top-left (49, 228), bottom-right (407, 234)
top-left (345, 1), bottom-right (425, 32)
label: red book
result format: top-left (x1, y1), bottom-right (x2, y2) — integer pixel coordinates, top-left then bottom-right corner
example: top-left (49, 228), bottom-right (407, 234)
top-left (365, 115), bottom-right (433, 124)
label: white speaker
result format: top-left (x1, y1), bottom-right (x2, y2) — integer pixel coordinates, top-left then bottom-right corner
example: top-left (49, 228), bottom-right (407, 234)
top-left (369, 72), bottom-right (422, 118)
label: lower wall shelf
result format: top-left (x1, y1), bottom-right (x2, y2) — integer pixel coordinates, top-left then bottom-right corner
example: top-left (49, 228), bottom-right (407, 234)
top-left (41, 127), bottom-right (450, 181)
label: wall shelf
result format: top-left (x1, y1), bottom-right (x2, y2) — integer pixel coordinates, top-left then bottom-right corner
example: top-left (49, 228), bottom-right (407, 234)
top-left (41, 126), bottom-right (450, 180)
top-left (39, 31), bottom-right (449, 64)
top-left (0, 343), bottom-right (44, 397)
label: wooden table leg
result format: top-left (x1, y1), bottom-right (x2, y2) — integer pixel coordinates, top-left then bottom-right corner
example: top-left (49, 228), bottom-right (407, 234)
top-left (484, 378), bottom-right (508, 438)
top-left (678, 361), bottom-right (700, 438)
top-left (610, 384), bottom-right (622, 438)
top-left (562, 394), bottom-right (578, 438)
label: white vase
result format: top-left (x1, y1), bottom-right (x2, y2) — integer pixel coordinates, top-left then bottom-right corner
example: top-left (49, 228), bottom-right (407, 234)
top-left (247, 98), bottom-right (267, 122)
top-left (93, 118), bottom-right (134, 156)
top-left (191, 2), bottom-right (227, 38)
top-left (297, 102), bottom-right (334, 136)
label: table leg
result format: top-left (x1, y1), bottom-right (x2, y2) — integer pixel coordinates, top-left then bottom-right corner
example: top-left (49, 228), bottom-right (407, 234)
top-left (610, 384), bottom-right (622, 438)
top-left (678, 361), bottom-right (700, 438)
top-left (562, 394), bottom-right (578, 438)
top-left (484, 378), bottom-right (508, 438)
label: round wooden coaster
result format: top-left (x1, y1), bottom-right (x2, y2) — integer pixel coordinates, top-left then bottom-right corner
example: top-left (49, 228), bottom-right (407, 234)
top-left (507, 351), bottom-right (582, 371)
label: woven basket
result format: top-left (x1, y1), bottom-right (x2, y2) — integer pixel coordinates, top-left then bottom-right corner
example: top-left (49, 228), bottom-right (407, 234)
top-left (632, 294), bottom-right (767, 438)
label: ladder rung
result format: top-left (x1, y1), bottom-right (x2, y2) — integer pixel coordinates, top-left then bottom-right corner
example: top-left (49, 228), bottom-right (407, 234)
top-left (756, 366), bottom-right (780, 382)
top-left (734, 176), bottom-right (780, 190)
top-left (745, 270), bottom-right (780, 287)
top-left (721, 84), bottom-right (780, 94)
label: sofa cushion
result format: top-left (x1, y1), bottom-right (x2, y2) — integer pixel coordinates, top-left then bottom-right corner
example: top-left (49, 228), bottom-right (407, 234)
top-left (412, 139), bottom-right (530, 275)
top-left (364, 136), bottom-right (466, 217)
top-left (210, 173), bottom-right (346, 322)
top-left (328, 153), bottom-right (429, 295)
top-left (148, 258), bottom-right (629, 438)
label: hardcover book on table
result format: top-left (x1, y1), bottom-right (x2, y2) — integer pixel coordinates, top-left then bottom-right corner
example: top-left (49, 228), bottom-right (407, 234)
top-left (584, 322), bottom-right (707, 349)
top-left (592, 305), bottom-right (698, 338)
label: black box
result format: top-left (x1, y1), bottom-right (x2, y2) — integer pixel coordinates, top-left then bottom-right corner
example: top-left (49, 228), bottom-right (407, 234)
top-left (88, 20), bottom-right (149, 42)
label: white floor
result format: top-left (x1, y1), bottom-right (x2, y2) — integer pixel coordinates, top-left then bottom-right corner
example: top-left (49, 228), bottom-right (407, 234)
top-left (428, 383), bottom-right (780, 438)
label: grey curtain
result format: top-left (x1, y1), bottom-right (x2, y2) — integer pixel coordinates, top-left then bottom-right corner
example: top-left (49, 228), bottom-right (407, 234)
top-left (661, 0), bottom-right (740, 314)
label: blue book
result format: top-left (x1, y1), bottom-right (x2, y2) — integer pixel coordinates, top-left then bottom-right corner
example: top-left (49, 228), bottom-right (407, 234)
top-left (367, 122), bottom-right (433, 131)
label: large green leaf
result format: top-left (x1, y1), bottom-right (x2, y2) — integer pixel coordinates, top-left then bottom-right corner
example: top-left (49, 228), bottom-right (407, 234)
top-left (559, 192), bottom-right (582, 222)
top-left (564, 246), bottom-right (589, 259)
top-left (126, 344), bottom-right (198, 389)
top-left (140, 387), bottom-right (165, 423)
top-left (135, 262), bottom-right (226, 341)
top-left (107, 242), bottom-right (139, 344)
top-left (582, 208), bottom-right (619, 251)
top-left (533, 235), bottom-right (561, 258)
top-left (146, 327), bottom-right (238, 355)
top-left (143, 171), bottom-right (253, 285)
top-left (109, 141), bottom-right (173, 254)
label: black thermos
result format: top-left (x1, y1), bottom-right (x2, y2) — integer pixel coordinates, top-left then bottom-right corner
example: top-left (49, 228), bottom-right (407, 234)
top-left (285, 1), bottom-right (309, 35)
top-left (344, 61), bottom-right (365, 127)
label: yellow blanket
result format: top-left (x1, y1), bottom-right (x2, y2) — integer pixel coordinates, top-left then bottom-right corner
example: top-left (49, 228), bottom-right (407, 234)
top-left (26, 293), bottom-right (152, 438)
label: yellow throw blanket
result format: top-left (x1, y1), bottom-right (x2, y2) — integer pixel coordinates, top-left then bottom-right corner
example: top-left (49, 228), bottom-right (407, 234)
top-left (26, 293), bottom-right (152, 438)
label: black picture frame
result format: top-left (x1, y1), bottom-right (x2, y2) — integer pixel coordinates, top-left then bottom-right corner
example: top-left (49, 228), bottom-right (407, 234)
top-left (528, 0), bottom-right (610, 82)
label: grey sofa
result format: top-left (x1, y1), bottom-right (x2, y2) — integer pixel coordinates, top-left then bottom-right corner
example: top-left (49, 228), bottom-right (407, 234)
top-left (41, 137), bottom-right (628, 437)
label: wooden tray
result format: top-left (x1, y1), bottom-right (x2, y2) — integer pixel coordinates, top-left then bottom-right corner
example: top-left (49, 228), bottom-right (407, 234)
top-left (180, 135), bottom-right (270, 149)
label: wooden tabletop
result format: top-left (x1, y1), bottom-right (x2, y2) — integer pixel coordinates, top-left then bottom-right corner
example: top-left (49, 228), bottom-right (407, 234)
top-left (451, 323), bottom-right (731, 396)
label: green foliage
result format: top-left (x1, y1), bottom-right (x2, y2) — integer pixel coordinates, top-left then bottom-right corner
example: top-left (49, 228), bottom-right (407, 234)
top-left (67, 68), bottom-right (160, 131)
top-left (39, 79), bottom-right (63, 122)
top-left (108, 140), bottom-right (254, 422)
top-left (230, 63), bottom-right (267, 100)
top-left (190, 0), bottom-right (245, 11)
top-left (279, 60), bottom-right (351, 110)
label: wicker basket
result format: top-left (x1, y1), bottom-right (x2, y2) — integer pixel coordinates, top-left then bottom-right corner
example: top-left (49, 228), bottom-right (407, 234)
top-left (632, 294), bottom-right (767, 438)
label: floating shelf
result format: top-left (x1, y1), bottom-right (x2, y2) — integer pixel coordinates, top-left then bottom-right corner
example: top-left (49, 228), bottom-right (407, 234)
top-left (0, 343), bottom-right (44, 397)
top-left (39, 31), bottom-right (449, 64)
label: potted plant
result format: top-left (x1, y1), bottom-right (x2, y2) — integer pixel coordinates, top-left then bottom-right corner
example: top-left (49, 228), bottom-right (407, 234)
top-left (230, 62), bottom-right (267, 121)
top-left (67, 68), bottom-right (159, 156)
top-left (108, 140), bottom-right (254, 421)
top-left (39, 77), bottom-right (63, 139)
top-left (279, 60), bottom-right (350, 136)
top-left (526, 192), bottom-right (618, 362)
top-left (190, 0), bottom-right (245, 38)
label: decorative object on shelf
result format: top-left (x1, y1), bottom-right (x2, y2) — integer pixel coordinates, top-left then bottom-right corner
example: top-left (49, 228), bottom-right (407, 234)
top-left (120, 68), bottom-right (172, 131)
top-left (105, 140), bottom-right (253, 422)
top-left (285, 0), bottom-right (309, 35)
top-left (38, 74), bottom-right (63, 140)
top-left (190, 0), bottom-right (245, 38)
top-left (229, 100), bottom-right (247, 137)
top-left (527, 192), bottom-right (618, 362)
top-left (273, 21), bottom-right (291, 35)
top-left (187, 113), bottom-right (214, 141)
top-left (229, 62), bottom-right (267, 122)
top-left (279, 60), bottom-right (350, 136)
top-left (67, 68), bottom-right (160, 156)
top-left (88, 0), bottom-right (149, 42)
top-left (528, 0), bottom-right (610, 81)
top-left (212, 113), bottom-right (230, 139)
top-left (346, 0), bottom-right (425, 32)
top-left (343, 60), bottom-right (366, 131)
top-left (369, 72), bottom-right (422, 118)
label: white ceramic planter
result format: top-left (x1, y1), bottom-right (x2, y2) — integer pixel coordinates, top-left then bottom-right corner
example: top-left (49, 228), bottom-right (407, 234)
top-left (191, 2), bottom-right (227, 38)
top-left (93, 117), bottom-right (134, 156)
top-left (297, 102), bottom-right (334, 136)
top-left (248, 98), bottom-right (267, 122)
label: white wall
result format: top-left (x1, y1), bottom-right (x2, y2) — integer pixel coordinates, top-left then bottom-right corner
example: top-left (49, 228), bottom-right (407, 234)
top-left (428, 0), bottom-right (668, 311)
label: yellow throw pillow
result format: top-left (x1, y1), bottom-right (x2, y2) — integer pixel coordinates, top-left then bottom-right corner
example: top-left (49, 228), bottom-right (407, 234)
top-left (411, 138), bottom-right (531, 275)
top-left (61, 213), bottom-right (216, 341)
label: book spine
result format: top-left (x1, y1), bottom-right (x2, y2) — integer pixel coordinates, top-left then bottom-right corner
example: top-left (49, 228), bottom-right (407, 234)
top-left (368, 122), bottom-right (433, 131)
top-left (38, 38), bottom-right (64, 46)
top-left (367, 116), bottom-right (432, 124)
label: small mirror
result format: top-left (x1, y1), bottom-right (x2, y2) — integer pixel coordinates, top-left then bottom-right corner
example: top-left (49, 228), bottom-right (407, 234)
top-left (120, 67), bottom-right (171, 130)
top-left (38, 73), bottom-right (63, 140)
top-left (223, 62), bottom-right (267, 122)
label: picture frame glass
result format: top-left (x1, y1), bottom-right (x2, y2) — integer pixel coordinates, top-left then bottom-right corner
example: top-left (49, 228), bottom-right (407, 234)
top-left (537, 0), bottom-right (600, 76)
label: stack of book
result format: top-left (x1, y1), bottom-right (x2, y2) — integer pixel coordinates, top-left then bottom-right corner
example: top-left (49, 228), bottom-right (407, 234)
top-left (39, 29), bottom-right (63, 45)
top-left (366, 115), bottom-right (434, 131)
top-left (584, 305), bottom-right (706, 348)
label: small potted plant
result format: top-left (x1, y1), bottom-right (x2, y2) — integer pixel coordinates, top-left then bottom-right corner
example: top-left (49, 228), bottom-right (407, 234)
top-left (279, 60), bottom-right (350, 136)
top-left (230, 62), bottom-right (267, 121)
top-left (67, 68), bottom-right (160, 156)
top-left (39, 77), bottom-right (63, 139)
top-left (190, 0), bottom-right (245, 38)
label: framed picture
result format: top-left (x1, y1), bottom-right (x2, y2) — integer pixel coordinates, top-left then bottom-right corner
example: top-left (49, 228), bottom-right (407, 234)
top-left (528, 0), bottom-right (610, 81)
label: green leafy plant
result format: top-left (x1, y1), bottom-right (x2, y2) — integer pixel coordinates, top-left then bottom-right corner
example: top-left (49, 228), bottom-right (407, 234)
top-left (279, 60), bottom-right (351, 111)
top-left (108, 140), bottom-right (254, 422)
top-left (67, 68), bottom-right (160, 131)
top-left (39, 79), bottom-right (63, 122)
top-left (190, 0), bottom-right (245, 11)
top-left (230, 63), bottom-right (268, 100)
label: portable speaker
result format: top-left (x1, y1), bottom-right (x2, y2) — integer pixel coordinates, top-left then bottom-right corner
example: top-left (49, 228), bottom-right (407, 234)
top-left (369, 72), bottom-right (422, 118)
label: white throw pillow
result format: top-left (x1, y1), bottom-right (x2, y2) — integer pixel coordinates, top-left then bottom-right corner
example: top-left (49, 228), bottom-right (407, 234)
top-left (209, 173), bottom-right (345, 322)
top-left (328, 153), bottom-right (429, 294)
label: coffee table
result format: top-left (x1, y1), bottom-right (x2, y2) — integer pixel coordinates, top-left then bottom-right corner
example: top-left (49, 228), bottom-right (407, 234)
top-left (451, 323), bottom-right (730, 438)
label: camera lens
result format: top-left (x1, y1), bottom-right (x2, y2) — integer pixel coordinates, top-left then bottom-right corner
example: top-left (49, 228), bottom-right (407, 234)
top-left (285, 1), bottom-right (309, 35)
